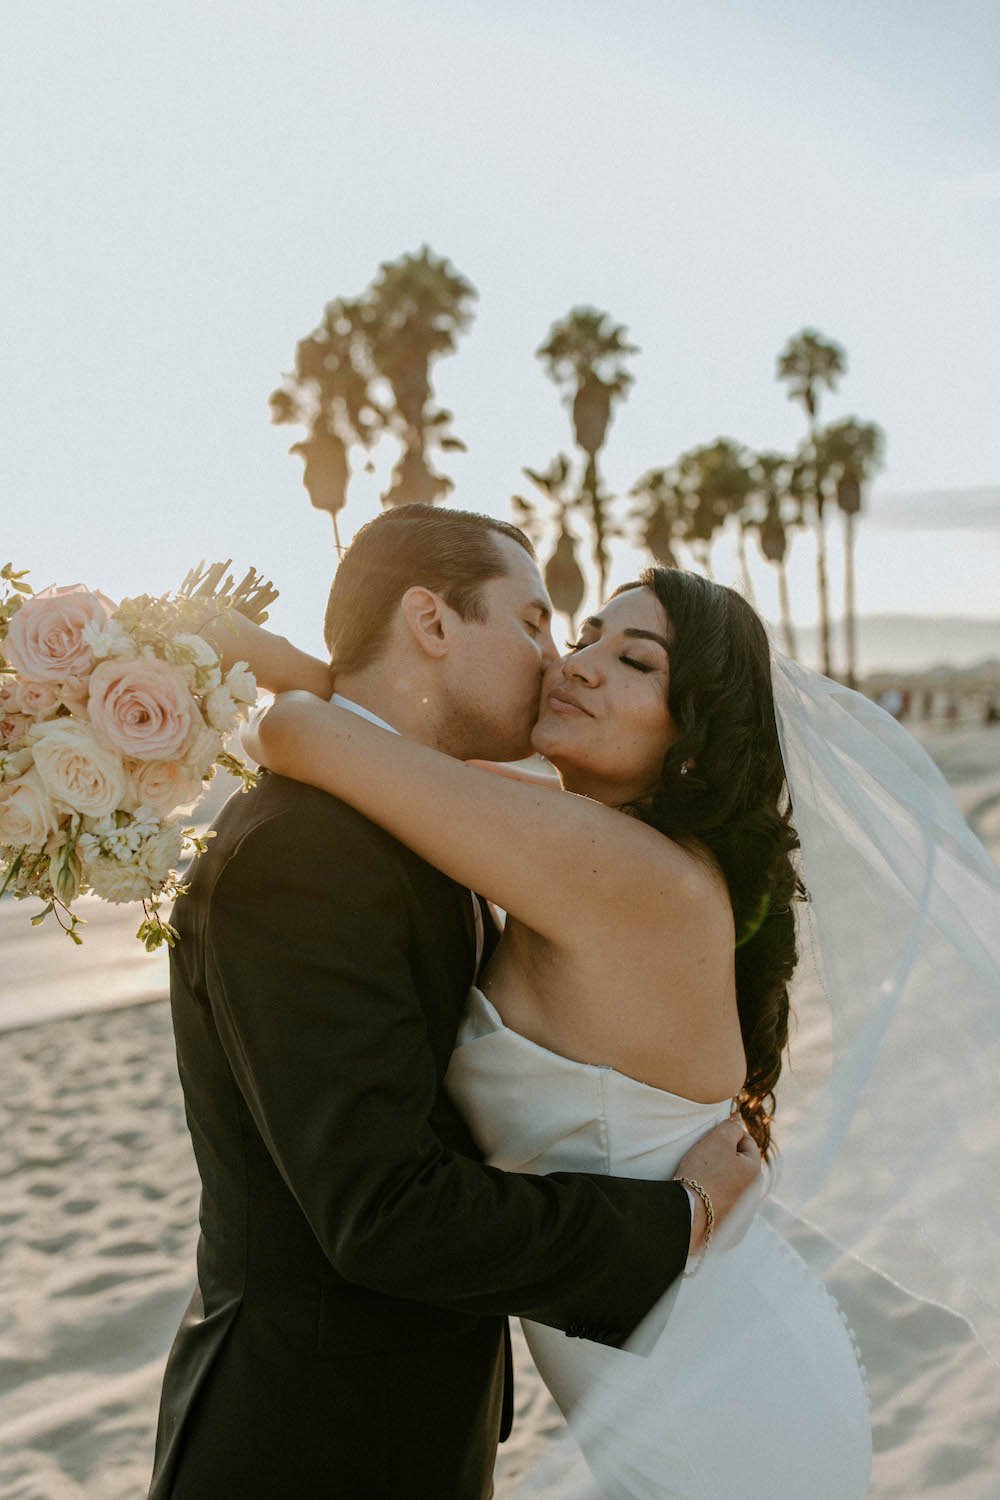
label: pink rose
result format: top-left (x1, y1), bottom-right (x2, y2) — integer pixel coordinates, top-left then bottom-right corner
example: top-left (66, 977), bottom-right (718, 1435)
top-left (125, 756), bottom-right (203, 818)
top-left (16, 680), bottom-right (61, 718)
top-left (88, 658), bottom-right (193, 762)
top-left (4, 585), bottom-right (114, 683)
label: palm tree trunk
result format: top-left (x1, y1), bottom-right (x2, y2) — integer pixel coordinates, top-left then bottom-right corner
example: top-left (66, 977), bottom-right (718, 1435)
top-left (815, 516), bottom-right (833, 676)
top-left (809, 421), bottom-right (833, 678)
top-left (844, 510), bottom-right (857, 689)
top-left (735, 525), bottom-right (756, 606)
top-left (332, 510), bottom-right (344, 560)
top-left (585, 457), bottom-right (609, 601)
top-left (778, 561), bottom-right (797, 660)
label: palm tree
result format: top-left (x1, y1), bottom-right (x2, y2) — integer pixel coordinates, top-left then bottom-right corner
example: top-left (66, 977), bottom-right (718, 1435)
top-left (536, 308), bottom-right (638, 601)
top-left (776, 329), bottom-right (847, 676)
top-left (367, 246), bottom-right (477, 508)
top-left (270, 295), bottom-right (383, 553)
top-left (698, 438), bottom-right (758, 604)
top-left (671, 443), bottom-right (739, 580)
top-left (815, 417), bottom-right (885, 688)
top-left (751, 451), bottom-right (799, 660)
top-left (629, 468), bottom-right (684, 570)
top-left (271, 248), bottom-right (475, 550)
top-left (513, 455), bottom-right (586, 634)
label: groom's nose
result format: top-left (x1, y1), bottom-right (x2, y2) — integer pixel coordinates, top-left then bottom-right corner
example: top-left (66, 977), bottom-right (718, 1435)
top-left (538, 625), bottom-right (559, 669)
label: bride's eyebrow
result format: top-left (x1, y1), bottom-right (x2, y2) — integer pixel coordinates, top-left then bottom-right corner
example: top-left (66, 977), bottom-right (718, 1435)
top-left (580, 617), bottom-right (670, 654)
top-left (622, 628), bottom-right (671, 653)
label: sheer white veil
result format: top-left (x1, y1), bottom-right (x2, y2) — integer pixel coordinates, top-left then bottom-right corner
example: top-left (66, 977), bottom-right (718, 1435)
top-left (766, 652), bottom-right (1000, 1359)
top-left (514, 652), bottom-right (1000, 1496)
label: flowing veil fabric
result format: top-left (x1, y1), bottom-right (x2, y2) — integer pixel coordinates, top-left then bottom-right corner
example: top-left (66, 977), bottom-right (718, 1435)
top-left (513, 654), bottom-right (1000, 1496)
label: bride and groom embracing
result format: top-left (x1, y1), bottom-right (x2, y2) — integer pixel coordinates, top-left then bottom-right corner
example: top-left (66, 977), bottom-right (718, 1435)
top-left (150, 502), bottom-right (878, 1497)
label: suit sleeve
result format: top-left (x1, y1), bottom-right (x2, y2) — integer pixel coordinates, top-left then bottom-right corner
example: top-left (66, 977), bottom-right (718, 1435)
top-left (204, 803), bottom-right (692, 1347)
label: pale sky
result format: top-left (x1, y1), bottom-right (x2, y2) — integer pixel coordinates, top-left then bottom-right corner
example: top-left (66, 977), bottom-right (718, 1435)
top-left (3, 0), bottom-right (999, 663)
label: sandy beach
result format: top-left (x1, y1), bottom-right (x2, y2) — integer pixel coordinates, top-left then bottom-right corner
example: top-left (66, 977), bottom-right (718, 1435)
top-left (2, 721), bottom-right (999, 1499)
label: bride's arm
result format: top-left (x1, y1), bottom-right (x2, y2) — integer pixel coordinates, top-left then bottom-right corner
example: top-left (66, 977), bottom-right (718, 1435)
top-left (242, 693), bottom-right (710, 948)
top-left (198, 609), bottom-right (333, 699)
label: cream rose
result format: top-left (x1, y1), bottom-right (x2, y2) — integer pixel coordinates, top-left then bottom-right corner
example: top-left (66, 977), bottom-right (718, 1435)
top-left (224, 661), bottom-right (257, 707)
top-left (16, 680), bottom-right (61, 718)
top-left (88, 658), bottom-right (193, 761)
top-left (203, 684), bottom-right (238, 732)
top-left (82, 851), bottom-right (154, 905)
top-left (138, 820), bottom-right (183, 888)
top-left (4, 585), bottom-right (113, 682)
top-left (31, 719), bottom-right (128, 819)
top-left (125, 757), bottom-right (203, 818)
top-left (183, 722), bottom-right (224, 780)
top-left (0, 769), bottom-right (60, 848)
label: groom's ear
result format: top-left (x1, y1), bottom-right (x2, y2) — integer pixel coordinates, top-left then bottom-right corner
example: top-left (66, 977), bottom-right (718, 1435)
top-left (400, 586), bottom-right (450, 659)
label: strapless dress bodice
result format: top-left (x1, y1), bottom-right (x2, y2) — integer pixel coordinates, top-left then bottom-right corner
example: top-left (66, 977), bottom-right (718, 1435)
top-left (444, 986), bottom-right (735, 1181)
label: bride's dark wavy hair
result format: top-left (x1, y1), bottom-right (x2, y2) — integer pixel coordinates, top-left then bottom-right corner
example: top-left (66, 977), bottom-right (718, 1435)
top-left (615, 567), bottom-right (804, 1158)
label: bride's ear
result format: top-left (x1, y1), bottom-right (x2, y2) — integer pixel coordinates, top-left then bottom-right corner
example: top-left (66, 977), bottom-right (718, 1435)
top-left (400, 587), bottom-right (450, 660)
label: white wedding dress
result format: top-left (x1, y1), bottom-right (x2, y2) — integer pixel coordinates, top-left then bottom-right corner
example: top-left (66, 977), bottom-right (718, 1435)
top-left (445, 986), bottom-right (873, 1499)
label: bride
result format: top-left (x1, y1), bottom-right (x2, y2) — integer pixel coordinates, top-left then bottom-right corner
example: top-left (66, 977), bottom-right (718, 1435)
top-left (232, 561), bottom-right (877, 1497)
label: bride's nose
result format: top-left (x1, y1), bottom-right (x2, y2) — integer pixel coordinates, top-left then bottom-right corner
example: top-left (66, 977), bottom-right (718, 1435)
top-left (562, 645), bottom-right (601, 686)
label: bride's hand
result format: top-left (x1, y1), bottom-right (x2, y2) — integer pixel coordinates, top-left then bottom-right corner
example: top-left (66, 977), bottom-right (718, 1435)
top-left (674, 1116), bottom-right (762, 1253)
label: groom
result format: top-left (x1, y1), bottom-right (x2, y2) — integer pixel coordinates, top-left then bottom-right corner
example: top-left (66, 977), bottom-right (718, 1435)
top-left (150, 504), bottom-right (760, 1499)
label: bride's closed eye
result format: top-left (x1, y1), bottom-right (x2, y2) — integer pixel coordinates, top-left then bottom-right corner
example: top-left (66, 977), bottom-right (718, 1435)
top-left (565, 639), bottom-right (655, 674)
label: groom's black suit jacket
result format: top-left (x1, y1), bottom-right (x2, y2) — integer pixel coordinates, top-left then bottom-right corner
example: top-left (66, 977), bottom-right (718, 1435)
top-left (149, 771), bottom-right (693, 1499)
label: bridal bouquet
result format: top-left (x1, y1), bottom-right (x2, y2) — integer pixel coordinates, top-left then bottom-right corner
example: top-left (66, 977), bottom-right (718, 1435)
top-left (0, 561), bottom-right (274, 949)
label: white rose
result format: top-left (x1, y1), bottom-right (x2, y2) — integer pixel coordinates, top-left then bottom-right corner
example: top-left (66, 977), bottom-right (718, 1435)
top-left (203, 684), bottom-right (238, 732)
top-left (81, 617), bottom-right (138, 661)
top-left (31, 718), bottom-right (127, 819)
top-left (169, 633), bottom-right (223, 690)
top-left (0, 769), bottom-right (61, 848)
top-left (124, 757), bottom-right (203, 818)
top-left (224, 661), bottom-right (257, 707)
top-left (81, 850), bottom-right (154, 904)
top-left (183, 722), bottom-right (224, 780)
top-left (138, 819), bottom-right (183, 889)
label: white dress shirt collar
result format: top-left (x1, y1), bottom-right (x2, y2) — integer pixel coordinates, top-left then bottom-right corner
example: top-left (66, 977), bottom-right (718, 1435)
top-left (331, 692), bottom-right (400, 736)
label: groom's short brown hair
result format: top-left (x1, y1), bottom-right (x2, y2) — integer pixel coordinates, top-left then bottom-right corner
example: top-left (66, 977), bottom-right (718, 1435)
top-left (324, 503), bottom-right (535, 672)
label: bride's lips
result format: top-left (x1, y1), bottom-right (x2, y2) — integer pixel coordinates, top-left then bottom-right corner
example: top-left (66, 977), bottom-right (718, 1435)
top-left (546, 686), bottom-right (593, 717)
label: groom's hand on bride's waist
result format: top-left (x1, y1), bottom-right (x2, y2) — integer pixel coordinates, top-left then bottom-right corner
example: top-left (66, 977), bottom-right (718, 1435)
top-left (674, 1116), bottom-right (762, 1253)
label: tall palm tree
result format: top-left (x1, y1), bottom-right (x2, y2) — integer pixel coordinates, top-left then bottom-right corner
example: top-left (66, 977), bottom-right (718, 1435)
top-left (367, 246), bottom-right (477, 508)
top-left (536, 308), bottom-right (638, 601)
top-left (776, 329), bottom-right (847, 676)
top-left (629, 468), bottom-right (684, 570)
top-left (751, 450), bottom-right (799, 660)
top-left (815, 417), bottom-right (886, 688)
top-left (513, 454), bottom-right (587, 635)
top-left (698, 438), bottom-right (758, 604)
top-left (672, 442), bottom-right (738, 580)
